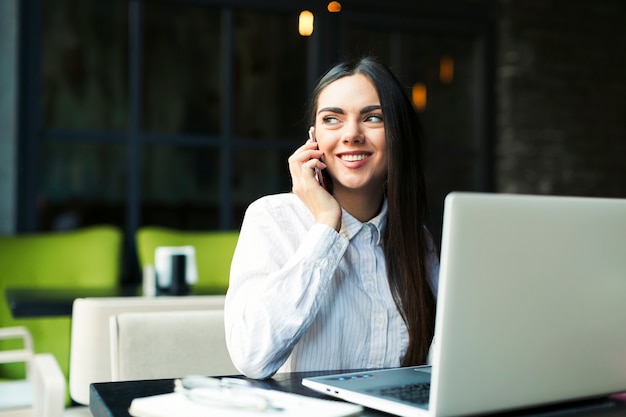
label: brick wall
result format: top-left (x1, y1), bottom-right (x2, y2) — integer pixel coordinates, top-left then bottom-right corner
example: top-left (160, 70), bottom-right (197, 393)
top-left (495, 0), bottom-right (626, 197)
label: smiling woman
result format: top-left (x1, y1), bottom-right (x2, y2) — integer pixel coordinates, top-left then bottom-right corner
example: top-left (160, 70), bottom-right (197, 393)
top-left (225, 56), bottom-right (438, 380)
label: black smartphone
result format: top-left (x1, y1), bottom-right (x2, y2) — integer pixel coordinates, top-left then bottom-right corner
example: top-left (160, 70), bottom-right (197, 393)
top-left (308, 127), bottom-right (326, 190)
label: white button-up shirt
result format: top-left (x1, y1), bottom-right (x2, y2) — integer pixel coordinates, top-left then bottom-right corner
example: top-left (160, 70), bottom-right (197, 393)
top-left (225, 193), bottom-right (439, 379)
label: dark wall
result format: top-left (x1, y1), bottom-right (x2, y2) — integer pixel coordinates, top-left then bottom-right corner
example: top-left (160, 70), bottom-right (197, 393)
top-left (495, 0), bottom-right (626, 198)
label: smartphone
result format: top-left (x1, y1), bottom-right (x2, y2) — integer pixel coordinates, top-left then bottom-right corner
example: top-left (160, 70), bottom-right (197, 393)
top-left (308, 127), bottom-right (326, 190)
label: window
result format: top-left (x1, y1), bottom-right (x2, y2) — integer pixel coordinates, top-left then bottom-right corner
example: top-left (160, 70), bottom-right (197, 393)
top-left (19, 0), bottom-right (493, 281)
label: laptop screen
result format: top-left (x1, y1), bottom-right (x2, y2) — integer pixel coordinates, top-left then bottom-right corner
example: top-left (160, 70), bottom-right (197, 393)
top-left (431, 192), bottom-right (626, 416)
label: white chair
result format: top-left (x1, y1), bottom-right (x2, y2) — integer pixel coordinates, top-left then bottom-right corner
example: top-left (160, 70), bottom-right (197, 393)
top-left (109, 310), bottom-right (237, 381)
top-left (68, 295), bottom-right (226, 406)
top-left (0, 327), bottom-right (65, 417)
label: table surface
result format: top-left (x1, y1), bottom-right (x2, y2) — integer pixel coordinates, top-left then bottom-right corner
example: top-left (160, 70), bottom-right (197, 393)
top-left (89, 372), bottom-right (395, 417)
top-left (89, 371), bottom-right (626, 417)
top-left (5, 285), bottom-right (227, 318)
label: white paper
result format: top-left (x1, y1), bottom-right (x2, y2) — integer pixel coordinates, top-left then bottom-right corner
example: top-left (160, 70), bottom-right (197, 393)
top-left (129, 389), bottom-right (362, 417)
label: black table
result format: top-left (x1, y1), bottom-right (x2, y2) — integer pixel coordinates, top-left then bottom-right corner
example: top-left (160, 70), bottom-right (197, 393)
top-left (5, 285), bottom-right (227, 318)
top-left (90, 371), bottom-right (394, 417)
top-left (89, 371), bottom-right (626, 417)
top-left (5, 287), bottom-right (137, 317)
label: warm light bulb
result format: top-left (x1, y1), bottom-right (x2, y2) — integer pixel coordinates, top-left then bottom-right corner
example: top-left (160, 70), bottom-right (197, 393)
top-left (439, 55), bottom-right (454, 84)
top-left (412, 83), bottom-right (427, 112)
top-left (299, 11), bottom-right (314, 36)
top-left (327, 1), bottom-right (342, 12)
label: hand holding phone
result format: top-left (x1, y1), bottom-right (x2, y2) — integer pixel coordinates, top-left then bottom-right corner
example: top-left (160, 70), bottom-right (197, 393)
top-left (308, 127), bottom-right (326, 190)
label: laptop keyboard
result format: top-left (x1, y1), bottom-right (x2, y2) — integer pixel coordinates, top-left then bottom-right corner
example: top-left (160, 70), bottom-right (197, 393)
top-left (373, 382), bottom-right (431, 405)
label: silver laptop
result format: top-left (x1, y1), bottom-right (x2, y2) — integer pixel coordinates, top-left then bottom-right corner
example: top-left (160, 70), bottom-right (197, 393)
top-left (303, 192), bottom-right (626, 417)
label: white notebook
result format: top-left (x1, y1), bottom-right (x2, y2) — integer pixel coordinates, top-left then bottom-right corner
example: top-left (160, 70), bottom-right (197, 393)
top-left (129, 389), bottom-right (362, 417)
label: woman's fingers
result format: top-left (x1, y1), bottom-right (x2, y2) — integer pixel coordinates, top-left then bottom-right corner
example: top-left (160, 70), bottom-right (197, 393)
top-left (288, 143), bottom-right (324, 183)
top-left (289, 142), bottom-right (321, 165)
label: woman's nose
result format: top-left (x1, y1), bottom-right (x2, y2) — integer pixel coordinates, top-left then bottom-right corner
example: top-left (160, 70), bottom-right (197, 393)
top-left (341, 121), bottom-right (364, 144)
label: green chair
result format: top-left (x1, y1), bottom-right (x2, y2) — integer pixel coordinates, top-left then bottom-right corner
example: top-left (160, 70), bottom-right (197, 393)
top-left (0, 225), bottom-right (122, 404)
top-left (136, 227), bottom-right (239, 294)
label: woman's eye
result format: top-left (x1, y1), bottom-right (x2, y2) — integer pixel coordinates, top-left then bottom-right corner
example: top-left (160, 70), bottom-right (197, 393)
top-left (322, 116), bottom-right (339, 125)
top-left (366, 114), bottom-right (384, 123)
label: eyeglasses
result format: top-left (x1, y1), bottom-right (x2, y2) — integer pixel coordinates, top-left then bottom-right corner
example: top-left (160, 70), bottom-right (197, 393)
top-left (175, 375), bottom-right (284, 412)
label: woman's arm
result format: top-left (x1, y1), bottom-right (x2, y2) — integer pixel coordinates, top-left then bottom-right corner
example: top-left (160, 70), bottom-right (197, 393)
top-left (224, 195), bottom-right (348, 379)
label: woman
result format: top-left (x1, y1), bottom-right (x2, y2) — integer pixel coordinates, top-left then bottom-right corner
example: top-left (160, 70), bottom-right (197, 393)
top-left (225, 56), bottom-right (438, 379)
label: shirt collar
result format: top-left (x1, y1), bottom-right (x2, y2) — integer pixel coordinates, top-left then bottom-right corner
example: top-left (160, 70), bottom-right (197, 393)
top-left (339, 198), bottom-right (388, 245)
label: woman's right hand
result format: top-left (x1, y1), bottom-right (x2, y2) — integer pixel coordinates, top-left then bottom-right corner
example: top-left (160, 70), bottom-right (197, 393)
top-left (288, 140), bottom-right (342, 231)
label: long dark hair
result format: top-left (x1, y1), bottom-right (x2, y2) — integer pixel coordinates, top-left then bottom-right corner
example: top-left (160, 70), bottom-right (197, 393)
top-left (307, 56), bottom-right (436, 365)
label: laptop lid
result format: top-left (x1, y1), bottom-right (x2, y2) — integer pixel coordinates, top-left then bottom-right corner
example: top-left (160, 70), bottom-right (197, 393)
top-left (303, 192), bottom-right (626, 417)
top-left (433, 192), bottom-right (626, 416)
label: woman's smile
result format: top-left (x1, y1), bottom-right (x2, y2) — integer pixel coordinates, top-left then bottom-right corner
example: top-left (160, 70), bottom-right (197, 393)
top-left (337, 151), bottom-right (372, 163)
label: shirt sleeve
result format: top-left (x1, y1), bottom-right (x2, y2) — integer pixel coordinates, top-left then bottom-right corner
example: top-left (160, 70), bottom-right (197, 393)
top-left (224, 196), bottom-right (349, 379)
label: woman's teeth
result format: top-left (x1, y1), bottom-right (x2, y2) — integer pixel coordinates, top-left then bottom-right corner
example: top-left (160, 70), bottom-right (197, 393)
top-left (340, 154), bottom-right (368, 162)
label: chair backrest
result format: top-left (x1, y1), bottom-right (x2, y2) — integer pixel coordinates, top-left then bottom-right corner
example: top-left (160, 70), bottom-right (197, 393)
top-left (0, 326), bottom-right (34, 415)
top-left (0, 327), bottom-right (65, 417)
top-left (136, 227), bottom-right (239, 293)
top-left (110, 310), bottom-right (237, 382)
top-left (31, 354), bottom-right (65, 417)
top-left (69, 295), bottom-right (226, 405)
top-left (0, 226), bottom-right (122, 403)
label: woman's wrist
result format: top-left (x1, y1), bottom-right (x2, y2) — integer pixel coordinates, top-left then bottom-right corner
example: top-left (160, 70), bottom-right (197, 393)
top-left (315, 212), bottom-right (341, 232)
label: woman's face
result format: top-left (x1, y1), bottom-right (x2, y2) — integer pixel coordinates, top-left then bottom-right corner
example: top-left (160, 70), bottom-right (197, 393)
top-left (314, 73), bottom-right (388, 196)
